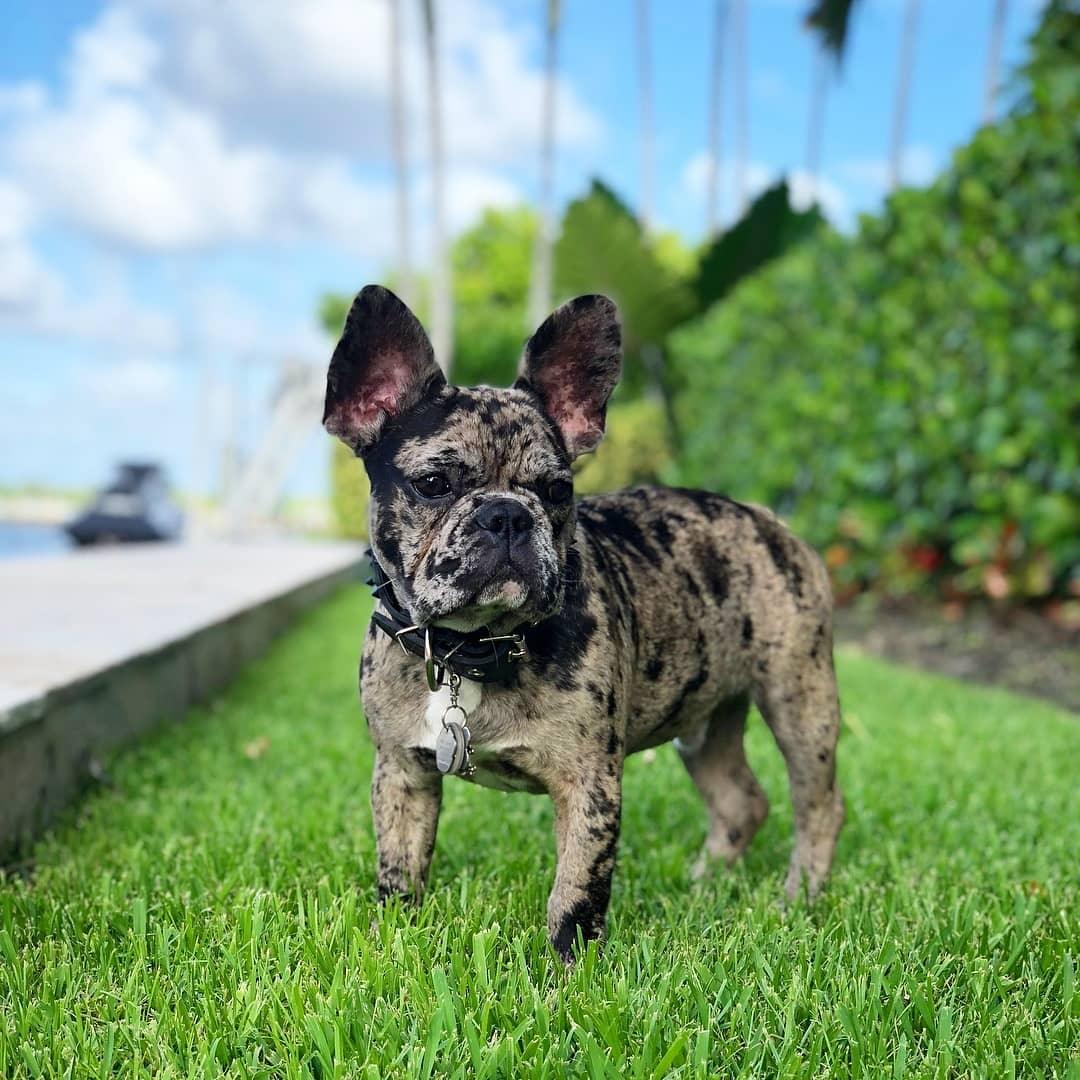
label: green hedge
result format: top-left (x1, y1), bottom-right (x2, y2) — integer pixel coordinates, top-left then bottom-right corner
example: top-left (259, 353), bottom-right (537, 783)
top-left (329, 440), bottom-right (370, 541)
top-left (668, 4), bottom-right (1079, 603)
top-left (574, 398), bottom-right (673, 495)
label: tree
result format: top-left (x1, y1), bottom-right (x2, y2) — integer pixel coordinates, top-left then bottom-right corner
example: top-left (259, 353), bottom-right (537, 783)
top-left (388, 0), bottom-right (413, 307)
top-left (983, 0), bottom-right (1009, 125)
top-left (454, 207), bottom-right (538, 388)
top-left (554, 181), bottom-right (694, 404)
top-left (420, 0), bottom-right (453, 373)
top-left (527, 0), bottom-right (561, 329)
top-left (320, 207), bottom-right (538, 391)
top-left (705, 0), bottom-right (729, 235)
top-left (803, 0), bottom-right (865, 202)
top-left (732, 0), bottom-right (749, 213)
top-left (635, 0), bottom-right (655, 230)
top-left (692, 180), bottom-right (825, 313)
top-left (889, 0), bottom-right (921, 190)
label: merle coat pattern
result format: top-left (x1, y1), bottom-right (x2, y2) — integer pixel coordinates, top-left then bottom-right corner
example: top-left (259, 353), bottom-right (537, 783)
top-left (325, 285), bottom-right (844, 962)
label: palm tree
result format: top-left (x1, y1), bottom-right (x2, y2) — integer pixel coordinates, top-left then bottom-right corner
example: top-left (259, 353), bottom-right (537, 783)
top-left (705, 0), bottom-right (729, 235)
top-left (982, 0), bottom-right (1009, 124)
top-left (527, 0), bottom-right (561, 329)
top-left (388, 0), bottom-right (413, 307)
top-left (421, 0), bottom-right (453, 374)
top-left (889, 0), bottom-right (921, 190)
top-left (804, 1), bottom-right (865, 205)
top-left (803, 44), bottom-right (829, 205)
top-left (635, 0), bottom-right (655, 230)
top-left (732, 0), bottom-right (749, 214)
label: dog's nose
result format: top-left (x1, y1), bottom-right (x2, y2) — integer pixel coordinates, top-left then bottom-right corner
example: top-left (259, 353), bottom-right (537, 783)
top-left (475, 498), bottom-right (533, 544)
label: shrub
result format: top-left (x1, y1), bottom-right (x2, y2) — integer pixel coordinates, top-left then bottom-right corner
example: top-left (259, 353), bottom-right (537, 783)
top-left (668, 3), bottom-right (1079, 603)
top-left (329, 440), bottom-right (370, 541)
top-left (574, 398), bottom-right (674, 495)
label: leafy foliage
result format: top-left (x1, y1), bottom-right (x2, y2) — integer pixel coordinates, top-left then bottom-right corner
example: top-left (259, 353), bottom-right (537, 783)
top-left (320, 209), bottom-right (538, 537)
top-left (804, 0), bottom-right (865, 63)
top-left (573, 398), bottom-right (673, 495)
top-left (669, 4), bottom-right (1080, 603)
top-left (554, 181), bottom-right (695, 399)
top-left (451, 206), bottom-right (536, 388)
top-left (329, 439), bottom-right (370, 540)
top-left (692, 181), bottom-right (825, 313)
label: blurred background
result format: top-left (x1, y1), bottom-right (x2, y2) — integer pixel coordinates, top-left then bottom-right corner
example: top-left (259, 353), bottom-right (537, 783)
top-left (0, 1), bottom-right (1076, 701)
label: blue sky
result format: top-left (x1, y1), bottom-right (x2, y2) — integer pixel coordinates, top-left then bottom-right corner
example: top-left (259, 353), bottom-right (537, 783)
top-left (0, 0), bottom-right (1042, 498)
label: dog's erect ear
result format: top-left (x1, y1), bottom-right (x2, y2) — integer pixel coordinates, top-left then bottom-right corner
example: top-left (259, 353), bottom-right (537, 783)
top-left (516, 295), bottom-right (622, 458)
top-left (323, 285), bottom-right (446, 452)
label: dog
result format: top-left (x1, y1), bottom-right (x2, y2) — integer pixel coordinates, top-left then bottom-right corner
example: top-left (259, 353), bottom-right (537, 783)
top-left (323, 284), bottom-right (844, 962)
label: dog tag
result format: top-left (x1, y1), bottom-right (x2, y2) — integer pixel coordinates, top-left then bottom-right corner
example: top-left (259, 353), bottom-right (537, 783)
top-left (435, 721), bottom-right (471, 775)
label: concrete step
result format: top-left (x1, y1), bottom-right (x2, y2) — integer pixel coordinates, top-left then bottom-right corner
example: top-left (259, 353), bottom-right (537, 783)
top-left (0, 541), bottom-right (365, 863)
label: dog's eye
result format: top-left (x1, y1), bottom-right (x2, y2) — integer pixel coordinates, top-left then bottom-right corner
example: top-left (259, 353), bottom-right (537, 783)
top-left (547, 479), bottom-right (574, 504)
top-left (412, 473), bottom-right (452, 500)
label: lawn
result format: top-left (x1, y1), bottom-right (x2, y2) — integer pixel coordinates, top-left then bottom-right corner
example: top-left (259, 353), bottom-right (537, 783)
top-left (1, 586), bottom-right (1076, 1078)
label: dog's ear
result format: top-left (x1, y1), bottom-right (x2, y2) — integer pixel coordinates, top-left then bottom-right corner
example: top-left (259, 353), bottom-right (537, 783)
top-left (323, 285), bottom-right (446, 452)
top-left (516, 294), bottom-right (622, 458)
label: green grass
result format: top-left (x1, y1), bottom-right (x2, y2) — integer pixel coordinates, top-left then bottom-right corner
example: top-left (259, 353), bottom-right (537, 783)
top-left (1, 586), bottom-right (1077, 1078)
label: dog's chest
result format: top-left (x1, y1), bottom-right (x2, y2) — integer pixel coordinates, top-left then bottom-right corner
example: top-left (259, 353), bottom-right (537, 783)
top-left (415, 679), bottom-right (545, 794)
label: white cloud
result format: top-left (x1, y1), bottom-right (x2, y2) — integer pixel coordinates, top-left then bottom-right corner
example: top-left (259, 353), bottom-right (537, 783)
top-left (681, 151), bottom-right (851, 228)
top-left (786, 169), bottom-right (850, 223)
top-left (75, 356), bottom-right (178, 405)
top-left (190, 286), bottom-right (328, 359)
top-left (839, 144), bottom-right (938, 191)
top-left (0, 82), bottom-right (46, 117)
top-left (69, 5), bottom-right (160, 98)
top-left (445, 168), bottom-right (521, 232)
top-left (128, 0), bottom-right (601, 165)
top-left (0, 183), bottom-right (177, 351)
top-left (0, 0), bottom-right (561, 259)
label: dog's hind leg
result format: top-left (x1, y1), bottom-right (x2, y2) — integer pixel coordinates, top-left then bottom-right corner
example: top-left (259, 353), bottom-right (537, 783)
top-left (676, 694), bottom-right (770, 880)
top-left (756, 649), bottom-right (844, 901)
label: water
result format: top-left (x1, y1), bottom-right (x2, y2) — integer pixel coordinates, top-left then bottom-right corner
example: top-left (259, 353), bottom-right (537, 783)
top-left (0, 521), bottom-right (73, 559)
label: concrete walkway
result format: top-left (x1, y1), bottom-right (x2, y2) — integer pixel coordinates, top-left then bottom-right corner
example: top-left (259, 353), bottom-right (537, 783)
top-left (0, 541), bottom-right (365, 862)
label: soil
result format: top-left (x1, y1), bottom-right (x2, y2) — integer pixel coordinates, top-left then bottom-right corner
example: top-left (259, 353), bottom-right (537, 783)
top-left (834, 597), bottom-right (1079, 714)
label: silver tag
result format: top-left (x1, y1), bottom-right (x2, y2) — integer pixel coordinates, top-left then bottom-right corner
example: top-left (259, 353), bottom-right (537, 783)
top-left (435, 721), bottom-right (471, 775)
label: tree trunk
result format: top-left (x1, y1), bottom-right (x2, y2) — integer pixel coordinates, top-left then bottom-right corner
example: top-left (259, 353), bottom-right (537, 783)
top-left (982, 0), bottom-right (1008, 125)
top-left (527, 0), bottom-right (560, 329)
top-left (389, 0), bottom-right (413, 307)
top-left (706, 0), bottom-right (728, 235)
top-left (635, 0), bottom-right (655, 231)
top-left (422, 0), bottom-right (453, 374)
top-left (733, 0), bottom-right (749, 215)
top-left (889, 0), bottom-right (920, 191)
top-left (804, 43), bottom-right (829, 206)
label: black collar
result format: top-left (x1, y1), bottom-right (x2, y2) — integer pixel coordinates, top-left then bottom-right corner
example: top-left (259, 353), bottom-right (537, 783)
top-left (367, 556), bottom-right (530, 685)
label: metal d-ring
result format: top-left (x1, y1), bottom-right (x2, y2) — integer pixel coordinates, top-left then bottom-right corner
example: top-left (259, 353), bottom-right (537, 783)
top-left (423, 628), bottom-right (444, 691)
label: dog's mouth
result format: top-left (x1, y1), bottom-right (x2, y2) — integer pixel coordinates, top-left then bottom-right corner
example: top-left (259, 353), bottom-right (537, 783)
top-left (431, 564), bottom-right (533, 631)
top-left (409, 543), bottom-right (559, 631)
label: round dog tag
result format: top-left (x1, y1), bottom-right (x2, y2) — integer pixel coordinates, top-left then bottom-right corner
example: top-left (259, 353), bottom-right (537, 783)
top-left (435, 721), bottom-right (471, 775)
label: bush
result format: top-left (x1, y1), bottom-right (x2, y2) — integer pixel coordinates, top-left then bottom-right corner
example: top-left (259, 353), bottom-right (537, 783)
top-left (574, 398), bottom-right (674, 495)
top-left (668, 3), bottom-right (1079, 604)
top-left (329, 440), bottom-right (370, 541)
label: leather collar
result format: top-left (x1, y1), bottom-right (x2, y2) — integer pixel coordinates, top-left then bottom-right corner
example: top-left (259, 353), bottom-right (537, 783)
top-left (367, 555), bottom-right (530, 685)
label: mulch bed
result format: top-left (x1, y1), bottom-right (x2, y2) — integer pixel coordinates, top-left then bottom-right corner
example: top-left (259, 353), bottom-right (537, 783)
top-left (834, 597), bottom-right (1079, 714)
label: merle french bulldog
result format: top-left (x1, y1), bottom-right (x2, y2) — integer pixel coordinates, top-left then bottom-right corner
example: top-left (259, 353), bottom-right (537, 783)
top-left (324, 285), bottom-right (844, 962)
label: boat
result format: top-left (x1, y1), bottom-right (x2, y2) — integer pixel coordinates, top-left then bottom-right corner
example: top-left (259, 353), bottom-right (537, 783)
top-left (65, 463), bottom-right (184, 546)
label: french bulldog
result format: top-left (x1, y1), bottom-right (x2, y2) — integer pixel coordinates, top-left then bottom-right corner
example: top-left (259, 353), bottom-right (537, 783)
top-left (323, 285), bottom-right (844, 962)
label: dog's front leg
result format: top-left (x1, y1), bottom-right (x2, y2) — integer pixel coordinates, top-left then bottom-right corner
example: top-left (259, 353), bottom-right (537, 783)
top-left (370, 750), bottom-right (442, 903)
top-left (547, 761), bottom-right (623, 962)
